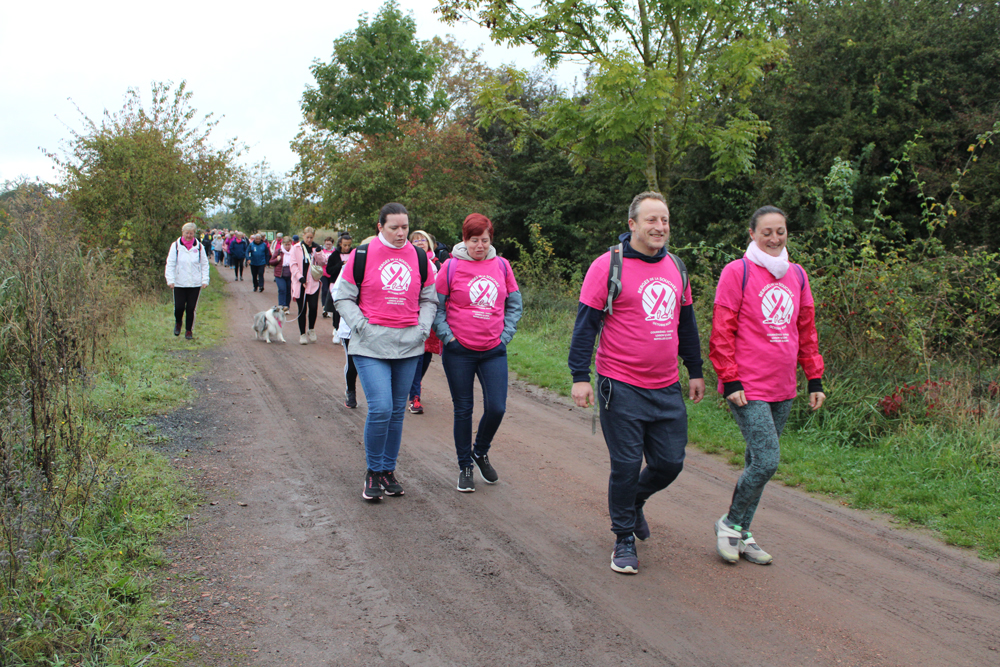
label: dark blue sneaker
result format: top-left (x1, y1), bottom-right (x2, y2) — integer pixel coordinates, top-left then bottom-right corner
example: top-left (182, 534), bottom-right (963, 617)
top-left (634, 505), bottom-right (650, 541)
top-left (611, 535), bottom-right (639, 574)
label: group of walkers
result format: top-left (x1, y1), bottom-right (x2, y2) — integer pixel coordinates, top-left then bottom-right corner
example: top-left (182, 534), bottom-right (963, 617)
top-left (332, 204), bottom-right (522, 500)
top-left (164, 192), bottom-right (826, 576)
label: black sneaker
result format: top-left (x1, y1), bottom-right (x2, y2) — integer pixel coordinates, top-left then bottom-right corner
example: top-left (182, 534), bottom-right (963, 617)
top-left (362, 470), bottom-right (382, 501)
top-left (472, 452), bottom-right (498, 484)
top-left (173, 326), bottom-right (181, 336)
top-left (380, 471), bottom-right (404, 496)
top-left (611, 534), bottom-right (639, 574)
top-left (345, 390), bottom-right (357, 409)
top-left (634, 504), bottom-right (650, 541)
top-left (457, 466), bottom-right (475, 493)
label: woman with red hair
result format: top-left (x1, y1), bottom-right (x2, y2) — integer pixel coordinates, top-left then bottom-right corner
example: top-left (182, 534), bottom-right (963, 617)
top-left (433, 214), bottom-right (523, 493)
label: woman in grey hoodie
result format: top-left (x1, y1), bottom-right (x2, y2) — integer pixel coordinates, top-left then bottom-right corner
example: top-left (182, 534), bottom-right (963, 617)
top-left (335, 203), bottom-right (438, 502)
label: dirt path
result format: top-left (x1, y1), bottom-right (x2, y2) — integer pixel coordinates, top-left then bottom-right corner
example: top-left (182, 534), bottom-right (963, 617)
top-left (158, 273), bottom-right (1000, 666)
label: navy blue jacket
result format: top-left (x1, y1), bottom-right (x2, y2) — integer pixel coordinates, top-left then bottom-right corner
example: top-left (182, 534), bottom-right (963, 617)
top-left (229, 239), bottom-right (248, 260)
top-left (247, 240), bottom-right (271, 266)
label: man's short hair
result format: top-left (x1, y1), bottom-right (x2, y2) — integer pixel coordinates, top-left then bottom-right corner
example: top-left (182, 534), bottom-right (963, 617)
top-left (628, 191), bottom-right (668, 222)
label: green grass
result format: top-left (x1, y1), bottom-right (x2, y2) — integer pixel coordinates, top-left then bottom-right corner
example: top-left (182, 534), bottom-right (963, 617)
top-left (508, 287), bottom-right (1000, 559)
top-left (90, 265), bottom-right (227, 416)
top-left (2, 269), bottom-right (226, 665)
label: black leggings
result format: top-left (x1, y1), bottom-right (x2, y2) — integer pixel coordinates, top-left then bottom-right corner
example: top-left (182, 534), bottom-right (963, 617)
top-left (296, 290), bottom-right (319, 334)
top-left (343, 338), bottom-right (358, 393)
top-left (233, 258), bottom-right (245, 280)
top-left (173, 287), bottom-right (201, 333)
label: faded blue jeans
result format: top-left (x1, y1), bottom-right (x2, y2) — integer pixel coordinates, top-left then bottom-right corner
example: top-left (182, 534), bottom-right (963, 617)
top-left (354, 355), bottom-right (420, 473)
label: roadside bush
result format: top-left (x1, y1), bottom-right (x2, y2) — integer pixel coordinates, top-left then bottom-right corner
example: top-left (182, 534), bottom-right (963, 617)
top-left (0, 185), bottom-right (173, 664)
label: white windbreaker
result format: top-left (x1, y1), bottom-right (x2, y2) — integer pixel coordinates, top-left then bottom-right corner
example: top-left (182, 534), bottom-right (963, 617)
top-left (165, 238), bottom-right (210, 288)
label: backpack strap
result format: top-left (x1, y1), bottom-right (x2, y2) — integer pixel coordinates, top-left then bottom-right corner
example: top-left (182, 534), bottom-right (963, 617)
top-left (605, 243), bottom-right (624, 316)
top-left (416, 245), bottom-right (428, 286)
top-left (353, 243), bottom-right (369, 287)
top-left (446, 257), bottom-right (457, 291)
top-left (794, 264), bottom-right (806, 291)
top-left (667, 251), bottom-right (689, 298)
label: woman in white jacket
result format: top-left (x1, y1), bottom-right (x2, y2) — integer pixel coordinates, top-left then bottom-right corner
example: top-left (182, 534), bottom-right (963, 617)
top-left (165, 221), bottom-right (210, 340)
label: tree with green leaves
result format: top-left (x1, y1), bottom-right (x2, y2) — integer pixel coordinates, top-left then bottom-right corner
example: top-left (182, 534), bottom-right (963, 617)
top-left (48, 81), bottom-right (238, 286)
top-left (322, 118), bottom-right (493, 242)
top-left (437, 0), bottom-right (786, 196)
top-left (302, 1), bottom-right (447, 138)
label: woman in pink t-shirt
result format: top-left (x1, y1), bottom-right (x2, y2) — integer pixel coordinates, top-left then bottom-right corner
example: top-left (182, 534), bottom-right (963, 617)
top-left (334, 204), bottom-right (438, 502)
top-left (433, 214), bottom-right (523, 493)
top-left (709, 205), bottom-right (826, 566)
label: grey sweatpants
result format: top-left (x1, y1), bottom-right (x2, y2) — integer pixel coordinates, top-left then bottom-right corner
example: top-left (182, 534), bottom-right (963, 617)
top-left (726, 399), bottom-right (793, 531)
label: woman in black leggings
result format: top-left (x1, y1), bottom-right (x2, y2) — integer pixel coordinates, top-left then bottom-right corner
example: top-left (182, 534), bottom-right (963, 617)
top-left (289, 227), bottom-right (322, 344)
top-left (164, 221), bottom-right (210, 340)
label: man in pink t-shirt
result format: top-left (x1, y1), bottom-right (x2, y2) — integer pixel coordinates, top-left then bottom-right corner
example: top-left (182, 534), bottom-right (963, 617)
top-left (568, 192), bottom-right (705, 575)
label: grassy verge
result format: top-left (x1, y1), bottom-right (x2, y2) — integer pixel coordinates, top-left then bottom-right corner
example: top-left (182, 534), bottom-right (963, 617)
top-left (2, 267), bottom-right (227, 665)
top-left (508, 287), bottom-right (1000, 559)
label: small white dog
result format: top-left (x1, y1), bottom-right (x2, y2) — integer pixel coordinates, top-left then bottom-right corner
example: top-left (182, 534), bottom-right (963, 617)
top-left (252, 306), bottom-right (288, 343)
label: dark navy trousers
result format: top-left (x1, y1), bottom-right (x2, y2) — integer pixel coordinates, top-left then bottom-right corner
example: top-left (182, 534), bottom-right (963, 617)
top-left (597, 375), bottom-right (687, 537)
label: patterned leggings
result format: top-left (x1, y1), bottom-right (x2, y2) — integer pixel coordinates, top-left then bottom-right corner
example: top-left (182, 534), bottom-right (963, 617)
top-left (726, 399), bottom-right (792, 531)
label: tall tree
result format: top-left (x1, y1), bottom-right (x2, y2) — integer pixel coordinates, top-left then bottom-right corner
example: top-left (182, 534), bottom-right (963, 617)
top-left (301, 1), bottom-right (447, 138)
top-left (438, 0), bottom-right (786, 196)
top-left (48, 81), bottom-right (238, 286)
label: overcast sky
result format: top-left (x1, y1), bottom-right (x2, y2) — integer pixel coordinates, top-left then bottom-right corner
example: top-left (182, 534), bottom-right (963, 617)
top-left (0, 0), bottom-right (581, 186)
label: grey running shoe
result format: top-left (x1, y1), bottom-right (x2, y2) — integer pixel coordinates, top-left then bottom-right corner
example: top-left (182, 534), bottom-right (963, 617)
top-left (457, 466), bottom-right (475, 492)
top-left (472, 452), bottom-right (498, 484)
top-left (714, 514), bottom-right (741, 563)
top-left (611, 535), bottom-right (639, 574)
top-left (739, 532), bottom-right (773, 565)
top-left (634, 505), bottom-right (650, 541)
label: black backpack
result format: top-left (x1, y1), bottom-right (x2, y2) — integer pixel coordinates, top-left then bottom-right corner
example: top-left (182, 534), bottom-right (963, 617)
top-left (352, 243), bottom-right (428, 295)
top-left (604, 242), bottom-right (688, 316)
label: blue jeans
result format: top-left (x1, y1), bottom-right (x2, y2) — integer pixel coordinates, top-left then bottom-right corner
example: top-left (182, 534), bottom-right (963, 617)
top-left (441, 340), bottom-right (508, 468)
top-left (597, 376), bottom-right (687, 537)
top-left (354, 355), bottom-right (420, 472)
top-left (274, 275), bottom-right (291, 307)
top-left (408, 351), bottom-right (433, 400)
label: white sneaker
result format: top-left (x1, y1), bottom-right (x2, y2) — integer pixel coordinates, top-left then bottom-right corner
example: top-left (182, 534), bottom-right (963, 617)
top-left (739, 532), bottom-right (773, 565)
top-left (307, 329), bottom-right (317, 342)
top-left (299, 334), bottom-right (308, 345)
top-left (714, 514), bottom-right (741, 564)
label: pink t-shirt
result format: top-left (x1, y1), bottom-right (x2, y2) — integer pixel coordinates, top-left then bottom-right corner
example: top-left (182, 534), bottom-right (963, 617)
top-left (579, 251), bottom-right (693, 389)
top-left (437, 256), bottom-right (519, 351)
top-left (342, 242), bottom-right (435, 328)
top-left (714, 259), bottom-right (814, 401)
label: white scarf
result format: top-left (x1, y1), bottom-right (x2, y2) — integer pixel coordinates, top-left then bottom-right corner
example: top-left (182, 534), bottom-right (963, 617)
top-left (377, 232), bottom-right (398, 248)
top-left (745, 242), bottom-right (790, 279)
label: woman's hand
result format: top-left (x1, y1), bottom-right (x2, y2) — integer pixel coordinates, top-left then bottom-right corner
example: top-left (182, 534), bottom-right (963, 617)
top-left (726, 390), bottom-right (748, 407)
top-left (167, 283), bottom-right (174, 289)
top-left (809, 391), bottom-right (826, 411)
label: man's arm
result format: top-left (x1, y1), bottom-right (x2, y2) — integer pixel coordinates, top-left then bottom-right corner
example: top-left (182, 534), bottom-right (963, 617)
top-left (568, 302), bottom-right (604, 407)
